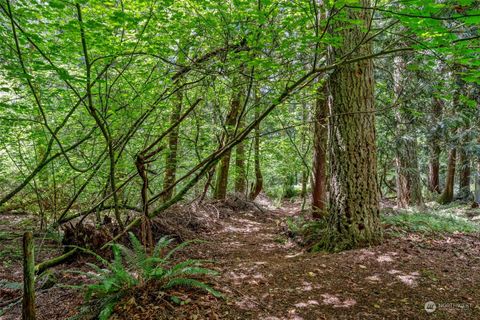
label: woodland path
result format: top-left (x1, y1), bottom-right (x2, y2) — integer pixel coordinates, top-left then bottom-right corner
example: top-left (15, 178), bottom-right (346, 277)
top-left (1, 206), bottom-right (480, 320)
top-left (186, 206), bottom-right (480, 320)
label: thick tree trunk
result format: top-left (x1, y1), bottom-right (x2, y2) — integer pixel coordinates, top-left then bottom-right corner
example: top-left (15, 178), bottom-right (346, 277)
top-left (324, 1), bottom-right (382, 250)
top-left (439, 148), bottom-right (456, 204)
top-left (428, 97), bottom-right (443, 193)
top-left (311, 82), bottom-right (328, 218)
top-left (393, 55), bottom-right (423, 208)
top-left (162, 89), bottom-right (182, 202)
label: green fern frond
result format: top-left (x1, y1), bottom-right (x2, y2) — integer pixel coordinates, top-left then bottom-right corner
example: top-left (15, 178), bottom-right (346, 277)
top-left (128, 232), bottom-right (147, 261)
top-left (174, 267), bottom-right (219, 277)
top-left (163, 278), bottom-right (222, 298)
top-left (153, 236), bottom-right (174, 257)
top-left (164, 239), bottom-right (202, 261)
top-left (163, 259), bottom-right (202, 278)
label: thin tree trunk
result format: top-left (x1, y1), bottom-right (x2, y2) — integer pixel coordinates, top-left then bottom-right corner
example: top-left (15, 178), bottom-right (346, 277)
top-left (162, 89), bottom-right (182, 202)
top-left (249, 93), bottom-right (263, 200)
top-left (234, 116), bottom-right (246, 195)
top-left (311, 82), bottom-right (328, 218)
top-left (428, 97), bottom-right (443, 193)
top-left (214, 77), bottom-right (243, 200)
top-left (325, 0), bottom-right (382, 250)
top-left (23, 231), bottom-right (36, 320)
top-left (475, 158), bottom-right (480, 206)
top-left (439, 148), bottom-right (456, 204)
top-left (458, 145), bottom-right (471, 200)
top-left (393, 54), bottom-right (423, 208)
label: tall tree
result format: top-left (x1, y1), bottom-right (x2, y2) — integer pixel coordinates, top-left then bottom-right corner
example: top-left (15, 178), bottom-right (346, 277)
top-left (234, 116), bottom-right (246, 195)
top-left (249, 88), bottom-right (263, 200)
top-left (428, 96), bottom-right (443, 194)
top-left (439, 148), bottom-right (457, 204)
top-left (323, 0), bottom-right (382, 250)
top-left (214, 75), bottom-right (243, 200)
top-left (393, 54), bottom-right (424, 208)
top-left (311, 82), bottom-right (328, 218)
top-left (458, 145), bottom-right (471, 200)
top-left (162, 87), bottom-right (183, 202)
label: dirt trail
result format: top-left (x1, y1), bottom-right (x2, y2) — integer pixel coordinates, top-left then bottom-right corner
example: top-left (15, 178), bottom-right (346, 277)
top-left (191, 208), bottom-right (480, 320)
top-left (2, 206), bottom-right (480, 319)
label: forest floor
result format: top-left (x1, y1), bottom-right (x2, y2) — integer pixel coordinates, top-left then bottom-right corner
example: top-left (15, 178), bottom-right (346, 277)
top-left (1, 200), bottom-right (480, 319)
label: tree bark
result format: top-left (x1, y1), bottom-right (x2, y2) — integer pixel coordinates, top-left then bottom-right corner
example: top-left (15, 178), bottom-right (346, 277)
top-left (23, 232), bottom-right (36, 320)
top-left (162, 89), bottom-right (182, 202)
top-left (428, 97), bottom-right (443, 194)
top-left (311, 82), bottom-right (328, 218)
top-left (325, 0), bottom-right (382, 250)
top-left (393, 55), bottom-right (423, 208)
top-left (475, 158), bottom-right (480, 206)
top-left (214, 77), bottom-right (243, 200)
top-left (458, 145), bottom-right (471, 200)
top-left (249, 92), bottom-right (263, 200)
top-left (234, 116), bottom-right (246, 195)
top-left (439, 148), bottom-right (456, 204)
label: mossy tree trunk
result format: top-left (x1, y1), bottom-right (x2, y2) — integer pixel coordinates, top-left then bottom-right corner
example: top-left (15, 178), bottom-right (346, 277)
top-left (214, 76), bottom-right (243, 200)
top-left (249, 91), bottom-right (263, 200)
top-left (324, 0), bottom-right (382, 250)
top-left (234, 116), bottom-right (246, 195)
top-left (311, 82), bottom-right (328, 219)
top-left (162, 89), bottom-right (182, 202)
top-left (23, 231), bottom-right (36, 320)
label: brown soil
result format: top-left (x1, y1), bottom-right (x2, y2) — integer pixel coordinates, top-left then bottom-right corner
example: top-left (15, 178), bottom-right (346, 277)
top-left (1, 205), bottom-right (480, 319)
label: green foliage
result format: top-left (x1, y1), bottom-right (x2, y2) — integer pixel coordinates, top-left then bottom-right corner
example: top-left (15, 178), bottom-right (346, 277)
top-left (74, 233), bottom-right (221, 320)
top-left (284, 216), bottom-right (328, 246)
top-left (383, 212), bottom-right (480, 234)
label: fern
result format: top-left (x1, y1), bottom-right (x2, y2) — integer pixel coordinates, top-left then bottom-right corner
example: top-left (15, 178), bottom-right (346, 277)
top-left (164, 278), bottom-right (222, 298)
top-left (75, 233), bottom-right (221, 319)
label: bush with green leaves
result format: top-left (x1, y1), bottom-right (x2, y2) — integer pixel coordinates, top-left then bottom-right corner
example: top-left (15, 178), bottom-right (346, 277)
top-left (72, 233), bottom-right (221, 320)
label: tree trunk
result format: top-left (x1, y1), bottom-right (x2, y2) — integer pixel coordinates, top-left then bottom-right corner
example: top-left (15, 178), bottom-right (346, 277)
top-left (439, 148), bottom-right (456, 204)
top-left (475, 159), bottom-right (480, 206)
top-left (214, 78), bottom-right (243, 200)
top-left (428, 97), bottom-right (443, 194)
top-left (393, 55), bottom-right (424, 208)
top-left (457, 145), bottom-right (471, 200)
top-left (324, 1), bottom-right (382, 250)
top-left (249, 92), bottom-right (263, 200)
top-left (23, 232), bottom-right (36, 320)
top-left (162, 89), bottom-right (182, 202)
top-left (311, 82), bottom-right (328, 219)
top-left (234, 117), bottom-right (246, 195)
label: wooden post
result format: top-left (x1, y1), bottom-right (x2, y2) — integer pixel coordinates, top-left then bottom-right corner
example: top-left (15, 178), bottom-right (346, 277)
top-left (23, 231), bottom-right (36, 320)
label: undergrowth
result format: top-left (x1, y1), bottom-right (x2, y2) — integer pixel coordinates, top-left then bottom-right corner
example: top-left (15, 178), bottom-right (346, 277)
top-left (70, 233), bottom-right (221, 320)
top-left (284, 210), bottom-right (479, 253)
top-left (383, 211), bottom-right (480, 234)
